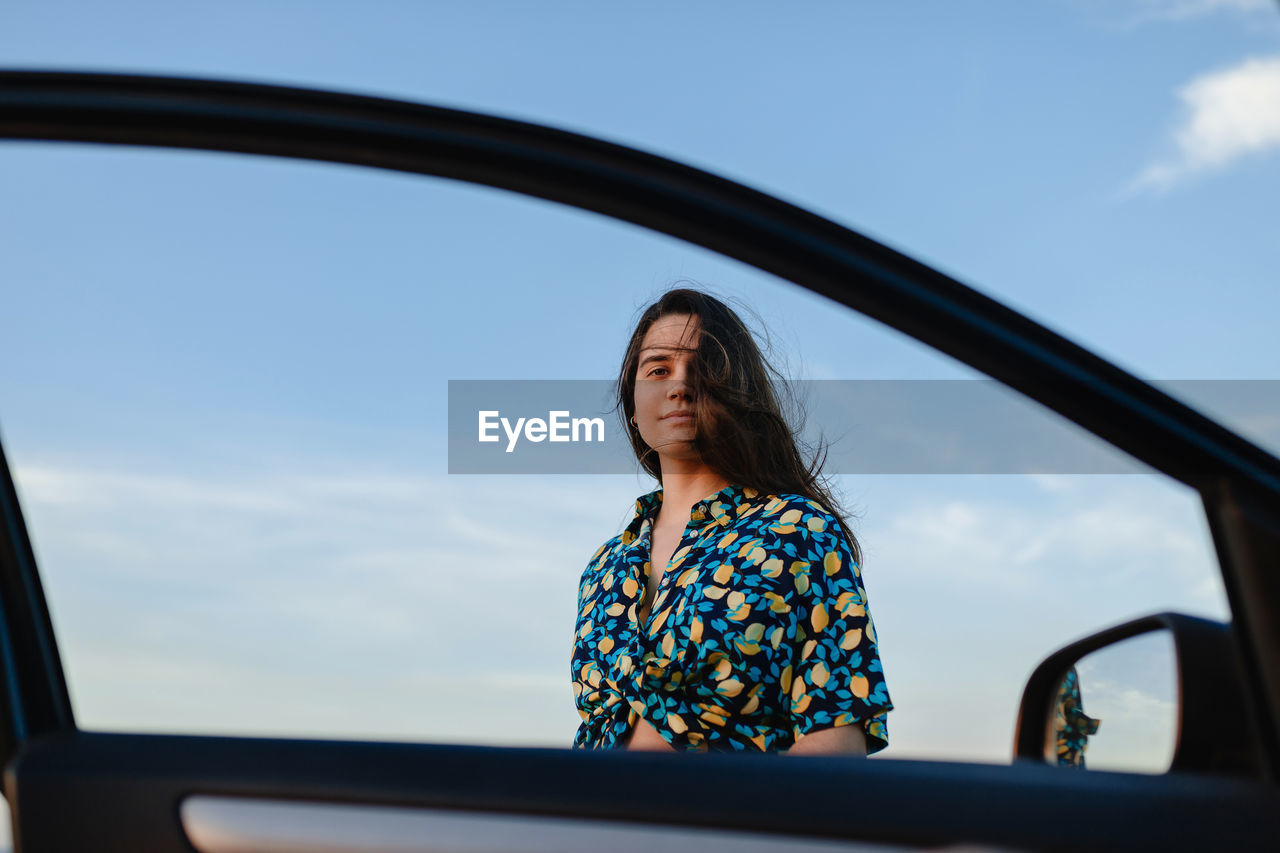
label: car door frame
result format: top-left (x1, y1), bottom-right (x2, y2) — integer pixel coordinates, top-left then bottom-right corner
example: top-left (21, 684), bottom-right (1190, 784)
top-left (1, 70), bottom-right (1279, 852)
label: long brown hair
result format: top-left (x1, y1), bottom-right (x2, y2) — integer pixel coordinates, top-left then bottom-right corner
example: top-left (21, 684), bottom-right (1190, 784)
top-left (616, 287), bottom-right (862, 566)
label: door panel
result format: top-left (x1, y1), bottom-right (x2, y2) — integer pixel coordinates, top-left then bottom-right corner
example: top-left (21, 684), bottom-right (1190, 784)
top-left (179, 795), bottom-right (898, 853)
top-left (8, 731), bottom-right (1280, 852)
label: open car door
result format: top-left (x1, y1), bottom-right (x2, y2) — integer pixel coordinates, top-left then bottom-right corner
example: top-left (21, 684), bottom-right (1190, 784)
top-left (1, 71), bottom-right (1280, 852)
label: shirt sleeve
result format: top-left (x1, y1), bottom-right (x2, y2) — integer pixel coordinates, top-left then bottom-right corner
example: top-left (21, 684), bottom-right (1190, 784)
top-left (777, 505), bottom-right (892, 754)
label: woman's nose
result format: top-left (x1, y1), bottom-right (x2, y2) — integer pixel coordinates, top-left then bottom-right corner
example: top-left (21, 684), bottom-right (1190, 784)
top-left (667, 358), bottom-right (692, 397)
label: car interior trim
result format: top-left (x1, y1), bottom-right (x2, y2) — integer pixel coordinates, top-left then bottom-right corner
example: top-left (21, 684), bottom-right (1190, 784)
top-left (180, 794), bottom-right (905, 853)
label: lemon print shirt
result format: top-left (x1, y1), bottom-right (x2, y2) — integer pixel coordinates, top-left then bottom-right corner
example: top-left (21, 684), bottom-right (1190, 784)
top-left (571, 482), bottom-right (892, 753)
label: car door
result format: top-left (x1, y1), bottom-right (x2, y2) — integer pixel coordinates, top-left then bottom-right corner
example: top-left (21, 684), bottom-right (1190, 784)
top-left (1, 70), bottom-right (1279, 852)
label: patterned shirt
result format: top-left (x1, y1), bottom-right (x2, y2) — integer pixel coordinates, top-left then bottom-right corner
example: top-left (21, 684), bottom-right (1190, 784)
top-left (571, 482), bottom-right (892, 753)
top-left (1054, 666), bottom-right (1100, 767)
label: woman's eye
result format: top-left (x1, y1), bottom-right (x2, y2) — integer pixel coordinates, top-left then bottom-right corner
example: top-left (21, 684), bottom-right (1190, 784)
top-left (648, 367), bottom-right (668, 377)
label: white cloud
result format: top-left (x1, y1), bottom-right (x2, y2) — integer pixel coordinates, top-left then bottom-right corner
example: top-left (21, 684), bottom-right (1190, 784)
top-left (10, 460), bottom-right (640, 745)
top-left (1128, 0), bottom-right (1274, 22)
top-left (873, 482), bottom-right (1217, 592)
top-left (1129, 56), bottom-right (1280, 193)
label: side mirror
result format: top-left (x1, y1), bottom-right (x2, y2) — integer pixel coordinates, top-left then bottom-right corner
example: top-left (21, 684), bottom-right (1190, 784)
top-left (1013, 612), bottom-right (1263, 777)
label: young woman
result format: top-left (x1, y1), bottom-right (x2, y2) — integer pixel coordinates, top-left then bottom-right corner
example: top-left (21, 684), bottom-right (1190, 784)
top-left (571, 288), bottom-right (892, 755)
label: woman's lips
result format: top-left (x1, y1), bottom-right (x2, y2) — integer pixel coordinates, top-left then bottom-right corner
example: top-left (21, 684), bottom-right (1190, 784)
top-left (662, 413), bottom-right (694, 424)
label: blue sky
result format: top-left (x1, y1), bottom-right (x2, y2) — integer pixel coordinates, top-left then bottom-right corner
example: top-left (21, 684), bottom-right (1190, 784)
top-left (5, 1), bottom-right (1280, 383)
top-left (1, 2), bottom-right (1277, 814)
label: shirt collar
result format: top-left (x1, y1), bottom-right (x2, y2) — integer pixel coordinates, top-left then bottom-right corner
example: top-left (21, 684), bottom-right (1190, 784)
top-left (631, 482), bottom-right (759, 530)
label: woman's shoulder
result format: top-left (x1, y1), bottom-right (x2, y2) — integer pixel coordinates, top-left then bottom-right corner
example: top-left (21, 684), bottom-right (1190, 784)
top-left (741, 491), bottom-right (858, 567)
top-left (576, 533), bottom-right (624, 602)
top-left (584, 531), bottom-right (628, 570)
top-left (748, 491), bottom-right (845, 530)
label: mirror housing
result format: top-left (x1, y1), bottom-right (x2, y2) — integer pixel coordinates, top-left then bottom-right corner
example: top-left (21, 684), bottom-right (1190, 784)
top-left (1014, 612), bottom-right (1263, 778)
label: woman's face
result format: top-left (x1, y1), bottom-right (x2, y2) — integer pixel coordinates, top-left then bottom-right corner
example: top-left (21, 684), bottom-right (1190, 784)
top-left (633, 312), bottom-right (703, 465)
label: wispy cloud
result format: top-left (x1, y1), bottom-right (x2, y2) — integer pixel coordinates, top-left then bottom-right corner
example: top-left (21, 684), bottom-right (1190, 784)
top-left (11, 460), bottom-right (639, 744)
top-left (1128, 55), bottom-right (1280, 194)
top-left (851, 474), bottom-right (1228, 762)
top-left (1127, 0), bottom-right (1274, 23)
top-left (873, 483), bottom-right (1220, 597)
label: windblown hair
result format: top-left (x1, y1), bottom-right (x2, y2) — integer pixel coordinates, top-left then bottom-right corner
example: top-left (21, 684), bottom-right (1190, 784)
top-left (616, 287), bottom-right (861, 566)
